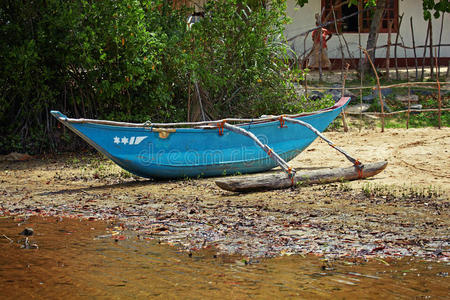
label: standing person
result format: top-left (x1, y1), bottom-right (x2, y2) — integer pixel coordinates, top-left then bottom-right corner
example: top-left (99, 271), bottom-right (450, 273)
top-left (307, 15), bottom-right (333, 71)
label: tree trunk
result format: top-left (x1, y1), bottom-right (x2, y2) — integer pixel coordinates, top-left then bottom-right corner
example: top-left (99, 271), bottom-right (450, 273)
top-left (363, 0), bottom-right (387, 75)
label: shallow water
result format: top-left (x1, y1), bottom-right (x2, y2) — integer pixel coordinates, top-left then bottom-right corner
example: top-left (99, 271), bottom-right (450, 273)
top-left (0, 216), bottom-right (448, 299)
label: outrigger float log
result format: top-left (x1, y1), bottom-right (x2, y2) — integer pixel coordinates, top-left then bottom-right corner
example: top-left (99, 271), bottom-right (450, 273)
top-left (51, 97), bottom-right (387, 191)
top-left (215, 161), bottom-right (388, 192)
top-left (220, 119), bottom-right (387, 192)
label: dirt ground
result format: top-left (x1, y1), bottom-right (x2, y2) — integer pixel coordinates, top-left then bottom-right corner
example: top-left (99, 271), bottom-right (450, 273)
top-left (293, 126), bottom-right (450, 193)
top-left (306, 66), bottom-right (449, 83)
top-left (0, 127), bottom-right (449, 259)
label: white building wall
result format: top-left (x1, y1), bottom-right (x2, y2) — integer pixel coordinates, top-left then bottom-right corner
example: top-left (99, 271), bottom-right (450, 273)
top-left (285, 0), bottom-right (449, 60)
top-left (398, 0), bottom-right (449, 58)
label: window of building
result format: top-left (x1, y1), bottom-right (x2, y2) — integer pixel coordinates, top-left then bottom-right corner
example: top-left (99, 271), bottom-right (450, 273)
top-left (321, 0), bottom-right (398, 33)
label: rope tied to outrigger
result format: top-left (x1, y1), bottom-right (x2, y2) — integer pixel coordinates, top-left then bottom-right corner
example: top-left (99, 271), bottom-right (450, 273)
top-left (217, 120), bottom-right (226, 136)
top-left (354, 160), bottom-right (364, 179)
top-left (216, 114), bottom-right (363, 187)
top-left (220, 122), bottom-right (297, 185)
top-left (283, 117), bottom-right (364, 178)
top-left (279, 115), bottom-right (286, 128)
top-left (287, 167), bottom-right (295, 186)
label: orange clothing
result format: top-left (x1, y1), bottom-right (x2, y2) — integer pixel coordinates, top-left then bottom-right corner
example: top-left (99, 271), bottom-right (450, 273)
top-left (312, 28), bottom-right (331, 49)
top-left (307, 45), bottom-right (331, 69)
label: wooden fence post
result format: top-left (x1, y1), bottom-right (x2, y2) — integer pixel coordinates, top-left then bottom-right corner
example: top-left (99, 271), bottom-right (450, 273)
top-left (399, 35), bottom-right (411, 129)
top-left (429, 19), bottom-right (434, 79)
top-left (386, 20), bottom-right (393, 80)
top-left (362, 47), bottom-right (385, 133)
top-left (435, 49), bottom-right (442, 129)
top-left (341, 64), bottom-right (350, 132)
top-left (331, 4), bottom-right (345, 81)
top-left (394, 14), bottom-right (404, 80)
top-left (437, 13), bottom-right (445, 78)
top-left (410, 17), bottom-right (419, 80)
top-left (421, 21), bottom-right (430, 80)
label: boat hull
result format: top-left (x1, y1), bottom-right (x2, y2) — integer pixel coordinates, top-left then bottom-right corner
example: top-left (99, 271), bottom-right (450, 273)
top-left (51, 98), bottom-right (349, 178)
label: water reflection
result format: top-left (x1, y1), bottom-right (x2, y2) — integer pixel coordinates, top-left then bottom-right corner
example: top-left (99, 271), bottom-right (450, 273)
top-left (0, 216), bottom-right (448, 299)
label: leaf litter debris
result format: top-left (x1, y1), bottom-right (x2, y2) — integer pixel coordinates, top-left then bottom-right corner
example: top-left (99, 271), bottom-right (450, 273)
top-left (1, 171), bottom-right (448, 260)
top-left (1, 139), bottom-right (449, 261)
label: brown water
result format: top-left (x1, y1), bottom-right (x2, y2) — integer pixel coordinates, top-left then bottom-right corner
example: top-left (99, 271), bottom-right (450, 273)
top-left (0, 216), bottom-right (448, 299)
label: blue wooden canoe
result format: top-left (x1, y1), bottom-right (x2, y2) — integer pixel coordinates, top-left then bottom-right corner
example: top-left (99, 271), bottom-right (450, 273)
top-left (51, 97), bottom-right (350, 179)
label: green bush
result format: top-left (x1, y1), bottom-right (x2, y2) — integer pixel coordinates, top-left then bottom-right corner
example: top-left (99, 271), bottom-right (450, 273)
top-left (0, 0), bottom-right (315, 154)
top-left (0, 0), bottom-right (188, 153)
top-left (183, 0), bottom-right (297, 119)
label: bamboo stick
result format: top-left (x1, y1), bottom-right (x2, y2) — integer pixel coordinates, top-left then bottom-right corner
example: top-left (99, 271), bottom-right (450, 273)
top-left (367, 81), bottom-right (449, 89)
top-left (341, 64), bottom-right (350, 132)
top-left (284, 116), bottom-right (359, 165)
top-left (306, 81), bottom-right (450, 91)
top-left (429, 19), bottom-right (434, 79)
top-left (340, 31), bottom-right (357, 70)
top-left (386, 20), bottom-right (393, 80)
top-left (346, 108), bottom-right (450, 116)
top-left (406, 83), bottom-right (411, 129)
top-left (304, 71), bottom-right (308, 99)
top-left (437, 13), bottom-right (445, 78)
top-left (421, 21), bottom-right (430, 80)
top-left (375, 43), bottom-right (450, 50)
top-left (299, 38), bottom-right (449, 56)
top-left (358, 7), bottom-right (363, 132)
top-left (318, 10), bottom-right (324, 82)
top-left (435, 49), bottom-right (442, 129)
top-left (194, 81), bottom-right (207, 121)
top-left (331, 4), bottom-right (344, 81)
top-left (410, 17), bottom-right (419, 79)
top-left (361, 47), bottom-right (385, 132)
top-left (400, 34), bottom-right (411, 129)
top-left (187, 79), bottom-right (191, 122)
top-left (394, 14), bottom-right (404, 80)
top-left (223, 122), bottom-right (294, 177)
top-left (281, 81), bottom-right (449, 92)
top-left (303, 32), bottom-right (309, 68)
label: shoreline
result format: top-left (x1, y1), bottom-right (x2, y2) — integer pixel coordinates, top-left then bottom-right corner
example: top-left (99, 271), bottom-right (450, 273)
top-left (1, 128), bottom-right (449, 260)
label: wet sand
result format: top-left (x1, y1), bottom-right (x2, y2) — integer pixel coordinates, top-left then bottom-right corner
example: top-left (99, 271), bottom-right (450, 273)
top-left (0, 127), bottom-right (449, 259)
top-left (0, 216), bottom-right (448, 299)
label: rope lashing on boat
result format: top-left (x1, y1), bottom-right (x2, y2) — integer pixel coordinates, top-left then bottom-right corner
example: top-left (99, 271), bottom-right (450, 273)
top-left (217, 120), bottom-right (226, 136)
top-left (222, 122), bottom-right (297, 183)
top-left (279, 116), bottom-right (286, 128)
top-left (354, 160), bottom-right (364, 179)
top-left (287, 167), bottom-right (295, 186)
top-left (283, 117), bottom-right (364, 175)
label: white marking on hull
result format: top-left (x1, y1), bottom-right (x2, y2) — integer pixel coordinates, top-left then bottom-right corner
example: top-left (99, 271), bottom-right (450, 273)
top-left (134, 136), bottom-right (147, 145)
top-left (113, 136), bottom-right (147, 145)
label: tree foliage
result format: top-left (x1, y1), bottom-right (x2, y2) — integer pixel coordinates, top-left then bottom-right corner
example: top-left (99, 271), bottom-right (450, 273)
top-left (184, 0), bottom-right (297, 118)
top-left (422, 0), bottom-right (449, 20)
top-left (0, 0), bottom-right (306, 154)
top-left (0, 0), bottom-right (192, 153)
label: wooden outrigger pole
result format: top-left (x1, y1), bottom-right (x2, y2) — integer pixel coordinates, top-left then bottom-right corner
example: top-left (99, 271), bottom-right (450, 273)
top-left (223, 122), bottom-right (296, 179)
top-left (217, 117), bottom-right (388, 192)
top-left (216, 161), bottom-right (388, 192)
